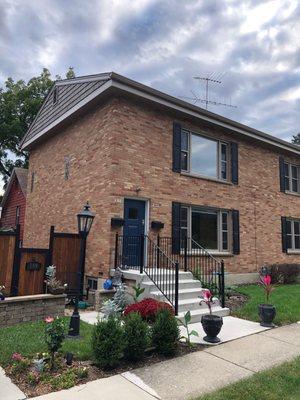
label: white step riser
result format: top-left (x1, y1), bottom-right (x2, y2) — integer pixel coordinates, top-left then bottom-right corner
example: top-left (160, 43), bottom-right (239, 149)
top-left (141, 281), bottom-right (202, 291)
top-left (178, 301), bottom-right (221, 313)
top-left (143, 272), bottom-right (194, 281)
top-left (151, 289), bottom-right (205, 301)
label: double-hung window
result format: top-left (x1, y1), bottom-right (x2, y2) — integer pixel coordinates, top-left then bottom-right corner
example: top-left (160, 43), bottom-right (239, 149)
top-left (180, 130), bottom-right (228, 181)
top-left (284, 162), bottom-right (300, 194)
top-left (286, 219), bottom-right (300, 251)
top-left (180, 206), bottom-right (230, 253)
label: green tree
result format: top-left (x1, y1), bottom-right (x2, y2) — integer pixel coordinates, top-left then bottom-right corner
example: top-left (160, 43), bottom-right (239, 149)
top-left (0, 67), bottom-right (75, 184)
top-left (292, 133), bottom-right (300, 145)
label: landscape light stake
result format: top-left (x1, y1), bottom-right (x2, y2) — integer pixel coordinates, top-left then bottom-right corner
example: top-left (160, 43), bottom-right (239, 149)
top-left (68, 202), bottom-right (95, 338)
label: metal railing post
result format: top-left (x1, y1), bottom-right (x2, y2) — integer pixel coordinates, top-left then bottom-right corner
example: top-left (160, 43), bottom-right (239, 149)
top-left (220, 260), bottom-right (225, 308)
top-left (175, 262), bottom-right (179, 315)
top-left (140, 234), bottom-right (145, 274)
top-left (184, 236), bottom-right (188, 272)
top-left (157, 234), bottom-right (160, 269)
top-left (114, 233), bottom-right (119, 269)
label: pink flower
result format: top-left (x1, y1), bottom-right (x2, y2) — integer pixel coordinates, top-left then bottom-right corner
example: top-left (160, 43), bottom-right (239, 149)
top-left (12, 353), bottom-right (22, 361)
top-left (45, 316), bottom-right (54, 323)
top-left (202, 289), bottom-right (212, 301)
top-left (263, 275), bottom-right (271, 285)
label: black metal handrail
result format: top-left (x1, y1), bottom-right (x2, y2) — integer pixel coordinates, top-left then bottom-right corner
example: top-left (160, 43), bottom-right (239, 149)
top-left (114, 233), bottom-right (179, 314)
top-left (159, 236), bottom-right (225, 308)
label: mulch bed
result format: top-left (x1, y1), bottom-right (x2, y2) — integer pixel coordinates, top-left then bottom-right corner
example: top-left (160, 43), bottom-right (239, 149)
top-left (7, 343), bottom-right (204, 398)
top-left (226, 293), bottom-right (248, 311)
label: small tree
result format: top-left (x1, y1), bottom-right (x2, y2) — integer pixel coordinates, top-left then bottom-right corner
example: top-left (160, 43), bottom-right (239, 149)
top-left (91, 317), bottom-right (124, 369)
top-left (44, 317), bottom-right (66, 370)
top-left (123, 312), bottom-right (149, 361)
top-left (152, 308), bottom-right (180, 356)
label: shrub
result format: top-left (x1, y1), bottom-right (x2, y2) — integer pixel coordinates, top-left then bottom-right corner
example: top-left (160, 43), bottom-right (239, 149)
top-left (267, 264), bottom-right (300, 284)
top-left (124, 298), bottom-right (174, 321)
top-left (44, 317), bottom-right (66, 370)
top-left (152, 308), bottom-right (180, 357)
top-left (123, 312), bottom-right (149, 361)
top-left (50, 370), bottom-right (76, 390)
top-left (74, 366), bottom-right (88, 379)
top-left (91, 317), bottom-right (124, 369)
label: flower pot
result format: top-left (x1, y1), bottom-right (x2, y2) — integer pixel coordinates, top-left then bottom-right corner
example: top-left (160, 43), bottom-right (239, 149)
top-left (48, 287), bottom-right (65, 295)
top-left (201, 314), bottom-right (223, 343)
top-left (258, 304), bottom-right (276, 327)
top-left (0, 294), bottom-right (5, 301)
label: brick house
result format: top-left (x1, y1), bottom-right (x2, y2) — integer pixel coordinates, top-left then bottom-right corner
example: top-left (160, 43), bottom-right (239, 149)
top-left (0, 168), bottom-right (28, 241)
top-left (20, 72), bottom-right (300, 289)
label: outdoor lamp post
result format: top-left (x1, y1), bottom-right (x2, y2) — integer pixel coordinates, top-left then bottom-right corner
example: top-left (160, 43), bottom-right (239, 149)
top-left (68, 202), bottom-right (95, 337)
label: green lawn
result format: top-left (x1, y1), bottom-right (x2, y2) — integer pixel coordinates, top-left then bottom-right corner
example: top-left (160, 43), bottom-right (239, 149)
top-left (195, 357), bottom-right (300, 400)
top-left (0, 317), bottom-right (94, 366)
top-left (232, 284), bottom-right (300, 326)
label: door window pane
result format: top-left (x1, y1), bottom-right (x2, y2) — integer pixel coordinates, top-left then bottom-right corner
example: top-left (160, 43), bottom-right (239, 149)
top-left (191, 210), bottom-right (218, 249)
top-left (128, 208), bottom-right (138, 219)
top-left (181, 131), bottom-right (189, 151)
top-left (191, 134), bottom-right (217, 178)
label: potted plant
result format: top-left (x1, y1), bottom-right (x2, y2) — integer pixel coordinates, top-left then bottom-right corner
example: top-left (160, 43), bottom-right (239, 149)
top-left (199, 289), bottom-right (223, 343)
top-left (0, 285), bottom-right (5, 301)
top-left (258, 275), bottom-right (276, 327)
top-left (45, 266), bottom-right (67, 295)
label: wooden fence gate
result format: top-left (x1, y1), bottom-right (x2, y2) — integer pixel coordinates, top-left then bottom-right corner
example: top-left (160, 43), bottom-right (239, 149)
top-left (0, 225), bottom-right (82, 297)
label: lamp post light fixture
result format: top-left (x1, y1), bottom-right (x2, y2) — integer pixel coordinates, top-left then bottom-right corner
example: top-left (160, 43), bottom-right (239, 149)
top-left (68, 202), bottom-right (95, 338)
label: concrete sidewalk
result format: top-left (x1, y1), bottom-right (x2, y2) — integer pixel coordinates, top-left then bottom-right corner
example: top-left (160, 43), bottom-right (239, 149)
top-left (2, 323), bottom-right (299, 400)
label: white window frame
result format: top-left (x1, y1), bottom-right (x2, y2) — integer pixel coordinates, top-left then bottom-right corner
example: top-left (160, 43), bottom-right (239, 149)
top-left (284, 162), bottom-right (300, 194)
top-left (181, 130), bottom-right (229, 181)
top-left (180, 205), bottom-right (231, 253)
top-left (286, 219), bottom-right (300, 251)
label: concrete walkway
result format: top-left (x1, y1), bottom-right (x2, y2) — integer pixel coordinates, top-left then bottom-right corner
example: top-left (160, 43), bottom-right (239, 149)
top-left (0, 367), bottom-right (25, 400)
top-left (2, 323), bottom-right (299, 400)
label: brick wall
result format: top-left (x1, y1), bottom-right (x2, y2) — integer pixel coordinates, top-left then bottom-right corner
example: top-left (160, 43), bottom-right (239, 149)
top-left (0, 178), bottom-right (26, 240)
top-left (23, 96), bottom-right (300, 278)
top-left (0, 294), bottom-right (65, 328)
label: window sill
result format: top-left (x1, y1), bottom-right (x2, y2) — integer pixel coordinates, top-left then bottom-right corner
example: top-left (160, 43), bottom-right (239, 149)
top-left (284, 190), bottom-right (300, 197)
top-left (180, 171), bottom-right (233, 186)
top-left (287, 249), bottom-right (300, 255)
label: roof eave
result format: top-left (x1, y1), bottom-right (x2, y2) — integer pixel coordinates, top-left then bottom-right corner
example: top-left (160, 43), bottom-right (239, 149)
top-left (20, 73), bottom-right (300, 156)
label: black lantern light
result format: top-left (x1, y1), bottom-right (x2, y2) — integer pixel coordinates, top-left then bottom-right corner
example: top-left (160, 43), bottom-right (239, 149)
top-left (68, 202), bottom-right (95, 338)
top-left (77, 202), bottom-right (95, 237)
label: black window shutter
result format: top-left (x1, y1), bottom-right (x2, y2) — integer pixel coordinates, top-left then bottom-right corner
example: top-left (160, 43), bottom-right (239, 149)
top-left (172, 202), bottom-right (181, 254)
top-left (232, 210), bottom-right (240, 255)
top-left (173, 122), bottom-right (181, 172)
top-left (230, 142), bottom-right (238, 185)
top-left (279, 156), bottom-right (285, 192)
top-left (281, 217), bottom-right (287, 253)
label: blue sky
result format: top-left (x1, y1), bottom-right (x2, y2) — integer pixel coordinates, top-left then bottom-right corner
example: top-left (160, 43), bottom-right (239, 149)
top-left (1, 0), bottom-right (300, 192)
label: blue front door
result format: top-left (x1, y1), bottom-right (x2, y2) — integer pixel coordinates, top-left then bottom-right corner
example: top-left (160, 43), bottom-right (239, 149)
top-left (123, 199), bottom-right (145, 267)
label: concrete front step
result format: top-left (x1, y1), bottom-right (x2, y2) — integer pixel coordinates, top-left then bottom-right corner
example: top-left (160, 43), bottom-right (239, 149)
top-left (177, 306), bottom-right (230, 324)
top-left (141, 279), bottom-right (202, 291)
top-left (178, 298), bottom-right (221, 313)
top-left (150, 287), bottom-right (205, 301)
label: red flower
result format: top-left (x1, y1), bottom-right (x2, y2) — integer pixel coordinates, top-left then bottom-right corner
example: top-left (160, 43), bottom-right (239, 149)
top-left (202, 289), bottom-right (212, 301)
top-left (263, 275), bottom-right (271, 285)
top-left (124, 298), bottom-right (173, 321)
top-left (45, 316), bottom-right (54, 323)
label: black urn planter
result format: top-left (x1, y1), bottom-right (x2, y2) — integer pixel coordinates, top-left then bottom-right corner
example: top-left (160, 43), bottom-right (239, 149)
top-left (0, 294), bottom-right (5, 301)
top-left (258, 304), bottom-right (276, 327)
top-left (201, 314), bottom-right (223, 343)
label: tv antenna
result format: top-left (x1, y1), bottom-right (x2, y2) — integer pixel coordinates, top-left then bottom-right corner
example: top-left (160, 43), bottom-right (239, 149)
top-left (181, 72), bottom-right (237, 110)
